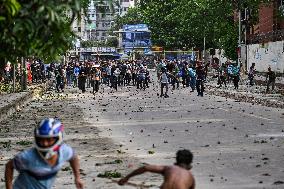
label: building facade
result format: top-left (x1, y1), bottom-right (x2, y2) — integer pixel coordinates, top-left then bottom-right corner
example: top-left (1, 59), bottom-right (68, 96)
top-left (72, 0), bottom-right (139, 43)
top-left (245, 0), bottom-right (284, 73)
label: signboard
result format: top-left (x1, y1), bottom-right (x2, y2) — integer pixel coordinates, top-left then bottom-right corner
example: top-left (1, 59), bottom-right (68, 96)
top-left (123, 24), bottom-right (149, 31)
top-left (122, 24), bottom-right (151, 48)
top-left (80, 47), bottom-right (92, 52)
top-left (80, 47), bottom-right (116, 53)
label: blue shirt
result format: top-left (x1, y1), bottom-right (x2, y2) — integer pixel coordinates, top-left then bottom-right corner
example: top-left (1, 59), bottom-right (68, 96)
top-left (13, 144), bottom-right (74, 189)
top-left (74, 67), bottom-right (80, 77)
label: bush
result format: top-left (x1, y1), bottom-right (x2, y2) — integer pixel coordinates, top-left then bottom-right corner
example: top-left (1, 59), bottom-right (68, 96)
top-left (0, 83), bottom-right (21, 94)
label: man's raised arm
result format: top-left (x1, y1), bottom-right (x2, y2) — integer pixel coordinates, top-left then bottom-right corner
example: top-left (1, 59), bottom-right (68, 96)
top-left (118, 165), bottom-right (165, 185)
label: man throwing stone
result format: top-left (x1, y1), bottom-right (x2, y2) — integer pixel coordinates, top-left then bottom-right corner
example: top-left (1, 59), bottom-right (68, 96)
top-left (118, 149), bottom-right (195, 189)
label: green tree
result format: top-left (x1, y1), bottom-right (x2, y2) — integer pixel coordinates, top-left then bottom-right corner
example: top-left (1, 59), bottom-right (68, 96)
top-left (136, 0), bottom-right (271, 60)
top-left (0, 0), bottom-right (90, 65)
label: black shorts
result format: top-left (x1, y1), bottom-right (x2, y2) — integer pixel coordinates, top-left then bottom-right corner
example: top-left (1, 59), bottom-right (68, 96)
top-left (94, 80), bottom-right (100, 92)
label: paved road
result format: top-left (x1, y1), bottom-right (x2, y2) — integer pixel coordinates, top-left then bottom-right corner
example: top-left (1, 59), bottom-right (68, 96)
top-left (0, 73), bottom-right (283, 189)
top-left (93, 81), bottom-right (284, 189)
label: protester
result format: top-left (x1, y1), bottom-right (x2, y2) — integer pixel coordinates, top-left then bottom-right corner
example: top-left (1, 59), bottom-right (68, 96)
top-left (159, 67), bottom-right (174, 98)
top-left (188, 64), bottom-right (196, 92)
top-left (118, 149), bottom-right (195, 189)
top-left (171, 62), bottom-right (180, 90)
top-left (266, 66), bottom-right (276, 93)
top-left (218, 63), bottom-right (227, 88)
top-left (137, 65), bottom-right (146, 90)
top-left (78, 67), bottom-right (87, 93)
top-left (196, 63), bottom-right (205, 97)
top-left (55, 67), bottom-right (64, 93)
top-left (5, 118), bottom-right (83, 189)
top-left (232, 63), bottom-right (240, 90)
top-left (73, 64), bottom-right (80, 88)
top-left (92, 66), bottom-right (101, 96)
top-left (248, 63), bottom-right (256, 86)
top-left (113, 67), bottom-right (120, 91)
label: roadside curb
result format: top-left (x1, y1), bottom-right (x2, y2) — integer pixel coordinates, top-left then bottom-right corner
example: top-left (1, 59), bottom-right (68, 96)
top-left (0, 84), bottom-right (47, 122)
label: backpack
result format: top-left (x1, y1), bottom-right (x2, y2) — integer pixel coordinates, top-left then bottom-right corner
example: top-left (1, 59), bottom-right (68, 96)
top-left (188, 68), bottom-right (196, 77)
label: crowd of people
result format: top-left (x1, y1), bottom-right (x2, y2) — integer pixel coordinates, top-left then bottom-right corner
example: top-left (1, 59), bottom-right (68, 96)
top-left (0, 58), bottom-right (279, 97)
top-left (0, 60), bottom-right (46, 84)
top-left (46, 59), bottom-right (210, 98)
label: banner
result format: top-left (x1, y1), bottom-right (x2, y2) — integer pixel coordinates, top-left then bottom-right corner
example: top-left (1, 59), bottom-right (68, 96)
top-left (122, 24), bottom-right (151, 48)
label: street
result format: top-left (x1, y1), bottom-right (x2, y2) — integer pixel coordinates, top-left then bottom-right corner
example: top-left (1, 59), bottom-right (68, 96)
top-left (0, 73), bottom-right (284, 189)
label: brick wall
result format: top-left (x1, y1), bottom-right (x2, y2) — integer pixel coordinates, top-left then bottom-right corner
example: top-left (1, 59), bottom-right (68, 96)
top-left (258, 3), bottom-right (274, 34)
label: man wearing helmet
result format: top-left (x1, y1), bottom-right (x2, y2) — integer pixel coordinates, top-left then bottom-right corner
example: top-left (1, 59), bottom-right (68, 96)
top-left (5, 118), bottom-right (84, 189)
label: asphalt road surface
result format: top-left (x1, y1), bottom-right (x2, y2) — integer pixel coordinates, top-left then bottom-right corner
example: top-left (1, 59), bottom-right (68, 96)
top-left (0, 75), bottom-right (283, 189)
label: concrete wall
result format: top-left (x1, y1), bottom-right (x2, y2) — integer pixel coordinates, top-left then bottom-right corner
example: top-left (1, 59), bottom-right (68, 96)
top-left (247, 41), bottom-right (284, 73)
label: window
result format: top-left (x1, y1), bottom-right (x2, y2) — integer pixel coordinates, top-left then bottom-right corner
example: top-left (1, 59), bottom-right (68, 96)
top-left (78, 27), bottom-right (81, 32)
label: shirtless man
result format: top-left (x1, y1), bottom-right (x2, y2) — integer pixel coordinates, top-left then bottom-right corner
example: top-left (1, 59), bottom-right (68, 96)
top-left (118, 149), bottom-right (195, 189)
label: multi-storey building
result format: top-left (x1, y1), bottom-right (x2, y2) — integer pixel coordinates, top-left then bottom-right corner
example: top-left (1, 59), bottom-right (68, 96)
top-left (72, 0), bottom-right (140, 42)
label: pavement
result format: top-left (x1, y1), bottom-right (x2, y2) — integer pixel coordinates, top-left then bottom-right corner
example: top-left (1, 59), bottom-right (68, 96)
top-left (0, 84), bottom-right (47, 122)
top-left (206, 75), bottom-right (284, 109)
top-left (0, 72), bottom-right (283, 189)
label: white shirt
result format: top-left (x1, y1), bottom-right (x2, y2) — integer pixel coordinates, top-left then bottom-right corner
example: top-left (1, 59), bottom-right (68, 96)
top-left (160, 72), bottom-right (169, 83)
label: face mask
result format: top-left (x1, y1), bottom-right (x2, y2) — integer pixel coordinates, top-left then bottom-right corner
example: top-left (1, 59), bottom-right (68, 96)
top-left (35, 137), bottom-right (61, 160)
top-left (37, 149), bottom-right (58, 160)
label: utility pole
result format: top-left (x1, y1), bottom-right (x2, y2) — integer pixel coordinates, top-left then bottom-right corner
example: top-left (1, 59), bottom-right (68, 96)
top-left (203, 35), bottom-right (206, 63)
top-left (244, 8), bottom-right (248, 72)
top-left (21, 57), bottom-right (27, 91)
top-left (238, 0), bottom-right (242, 67)
top-left (13, 62), bottom-right (16, 93)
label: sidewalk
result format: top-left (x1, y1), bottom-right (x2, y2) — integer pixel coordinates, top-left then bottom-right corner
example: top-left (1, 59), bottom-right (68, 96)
top-left (254, 74), bottom-right (284, 90)
top-left (206, 76), bottom-right (284, 109)
top-left (0, 84), bottom-right (47, 121)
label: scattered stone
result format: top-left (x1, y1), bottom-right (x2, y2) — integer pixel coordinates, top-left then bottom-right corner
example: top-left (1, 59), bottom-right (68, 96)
top-left (273, 181), bottom-right (284, 185)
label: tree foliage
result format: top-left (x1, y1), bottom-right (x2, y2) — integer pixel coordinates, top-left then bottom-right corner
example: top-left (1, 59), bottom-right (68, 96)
top-left (0, 0), bottom-right (90, 64)
top-left (116, 0), bottom-right (271, 60)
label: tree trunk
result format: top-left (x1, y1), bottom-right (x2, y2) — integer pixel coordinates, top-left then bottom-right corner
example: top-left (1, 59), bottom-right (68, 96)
top-left (0, 57), bottom-right (5, 82)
